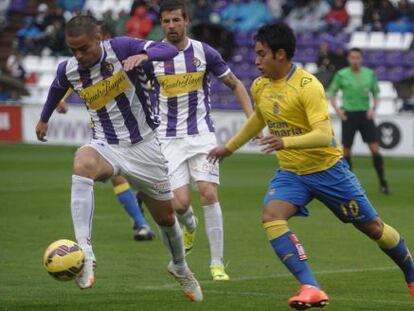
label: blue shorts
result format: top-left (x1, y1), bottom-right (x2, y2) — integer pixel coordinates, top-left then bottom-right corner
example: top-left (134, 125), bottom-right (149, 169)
top-left (263, 159), bottom-right (377, 224)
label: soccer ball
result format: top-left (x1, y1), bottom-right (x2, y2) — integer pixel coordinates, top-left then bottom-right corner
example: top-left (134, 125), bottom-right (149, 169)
top-left (43, 239), bottom-right (85, 281)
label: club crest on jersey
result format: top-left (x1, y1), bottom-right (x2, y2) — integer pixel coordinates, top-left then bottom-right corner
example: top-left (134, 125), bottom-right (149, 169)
top-left (301, 77), bottom-right (312, 87)
top-left (101, 62), bottom-right (114, 75)
top-left (192, 57), bottom-right (201, 67)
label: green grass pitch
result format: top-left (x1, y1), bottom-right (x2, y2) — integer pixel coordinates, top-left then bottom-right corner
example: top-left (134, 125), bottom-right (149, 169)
top-left (0, 143), bottom-right (413, 310)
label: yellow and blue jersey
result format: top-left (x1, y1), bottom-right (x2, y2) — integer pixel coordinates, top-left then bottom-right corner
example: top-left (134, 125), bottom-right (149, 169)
top-left (251, 65), bottom-right (342, 175)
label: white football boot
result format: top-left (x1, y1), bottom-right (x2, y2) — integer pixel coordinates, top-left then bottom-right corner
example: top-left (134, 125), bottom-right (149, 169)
top-left (76, 258), bottom-right (96, 289)
top-left (167, 261), bottom-right (203, 302)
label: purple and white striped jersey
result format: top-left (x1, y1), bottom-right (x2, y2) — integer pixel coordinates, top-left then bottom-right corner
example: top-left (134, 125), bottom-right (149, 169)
top-left (40, 37), bottom-right (178, 146)
top-left (151, 39), bottom-right (230, 138)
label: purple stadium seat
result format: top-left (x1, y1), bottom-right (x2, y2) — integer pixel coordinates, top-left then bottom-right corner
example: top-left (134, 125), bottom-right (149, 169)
top-left (374, 66), bottom-right (388, 81)
top-left (388, 67), bottom-right (405, 82)
top-left (296, 32), bottom-right (316, 48)
top-left (403, 50), bottom-right (414, 67)
top-left (385, 51), bottom-right (404, 67)
top-left (366, 50), bottom-right (386, 67)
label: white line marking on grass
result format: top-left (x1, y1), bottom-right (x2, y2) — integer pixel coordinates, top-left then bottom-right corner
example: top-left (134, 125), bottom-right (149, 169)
top-left (143, 265), bottom-right (398, 289)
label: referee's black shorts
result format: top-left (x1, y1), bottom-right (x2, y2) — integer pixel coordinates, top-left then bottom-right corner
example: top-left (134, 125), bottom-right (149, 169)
top-left (341, 111), bottom-right (378, 148)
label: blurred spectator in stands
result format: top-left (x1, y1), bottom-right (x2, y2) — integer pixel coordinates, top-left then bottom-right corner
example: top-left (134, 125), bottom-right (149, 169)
top-left (0, 0), bottom-right (10, 31)
top-left (102, 10), bottom-right (117, 34)
top-left (44, 19), bottom-right (68, 56)
top-left (113, 9), bottom-right (129, 36)
top-left (35, 3), bottom-right (50, 31)
top-left (6, 51), bottom-right (26, 82)
top-left (221, 0), bottom-right (272, 33)
top-left (285, 0), bottom-right (330, 33)
top-left (385, 0), bottom-right (414, 33)
top-left (16, 16), bottom-right (45, 55)
top-left (325, 0), bottom-right (349, 33)
top-left (191, 0), bottom-right (213, 25)
top-left (317, 41), bottom-right (337, 72)
top-left (362, 0), bottom-right (398, 31)
top-left (57, 0), bottom-right (85, 13)
top-left (125, 6), bottom-right (153, 39)
top-left (0, 84), bottom-right (11, 102)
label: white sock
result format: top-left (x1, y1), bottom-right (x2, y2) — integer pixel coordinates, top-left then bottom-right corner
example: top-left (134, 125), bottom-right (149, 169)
top-left (71, 175), bottom-right (95, 261)
top-left (203, 202), bottom-right (224, 267)
top-left (176, 205), bottom-right (197, 232)
top-left (159, 218), bottom-right (188, 273)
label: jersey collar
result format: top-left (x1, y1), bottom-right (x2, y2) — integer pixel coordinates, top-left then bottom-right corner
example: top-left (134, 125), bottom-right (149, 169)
top-left (285, 64), bottom-right (297, 81)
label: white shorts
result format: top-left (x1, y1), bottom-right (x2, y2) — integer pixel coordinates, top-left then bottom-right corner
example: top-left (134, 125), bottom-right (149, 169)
top-left (82, 135), bottom-right (172, 201)
top-left (159, 133), bottom-right (219, 190)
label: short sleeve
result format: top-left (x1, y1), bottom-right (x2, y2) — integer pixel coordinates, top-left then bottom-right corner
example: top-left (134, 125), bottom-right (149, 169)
top-left (203, 43), bottom-right (230, 78)
top-left (326, 72), bottom-right (341, 97)
top-left (371, 70), bottom-right (380, 96)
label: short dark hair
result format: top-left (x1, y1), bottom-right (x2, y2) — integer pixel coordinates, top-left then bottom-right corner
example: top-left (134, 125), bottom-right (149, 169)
top-left (348, 47), bottom-right (363, 55)
top-left (96, 20), bottom-right (114, 38)
top-left (159, 0), bottom-right (188, 19)
top-left (66, 15), bottom-right (98, 37)
top-left (254, 23), bottom-right (296, 60)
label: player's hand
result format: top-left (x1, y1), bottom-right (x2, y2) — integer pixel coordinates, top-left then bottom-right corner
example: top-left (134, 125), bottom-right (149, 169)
top-left (338, 109), bottom-right (347, 121)
top-left (253, 131), bottom-right (264, 140)
top-left (35, 120), bottom-right (48, 142)
top-left (258, 135), bottom-right (284, 153)
top-left (207, 146), bottom-right (233, 164)
top-left (56, 100), bottom-right (68, 114)
top-left (367, 108), bottom-right (375, 120)
top-left (122, 54), bottom-right (149, 71)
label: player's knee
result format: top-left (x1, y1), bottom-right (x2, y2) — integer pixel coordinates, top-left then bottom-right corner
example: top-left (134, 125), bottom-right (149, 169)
top-left (154, 210), bottom-right (175, 226)
top-left (199, 185), bottom-right (218, 205)
top-left (355, 218), bottom-right (384, 240)
top-left (73, 157), bottom-right (98, 178)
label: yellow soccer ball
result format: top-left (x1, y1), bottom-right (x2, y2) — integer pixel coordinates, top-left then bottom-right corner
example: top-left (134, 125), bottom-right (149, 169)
top-left (43, 239), bottom-right (85, 281)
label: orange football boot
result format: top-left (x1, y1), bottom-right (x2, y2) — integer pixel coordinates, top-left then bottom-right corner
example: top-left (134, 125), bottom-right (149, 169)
top-left (288, 285), bottom-right (329, 310)
top-left (409, 283), bottom-right (414, 299)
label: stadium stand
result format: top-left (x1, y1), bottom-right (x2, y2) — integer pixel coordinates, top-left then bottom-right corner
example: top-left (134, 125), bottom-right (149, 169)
top-left (0, 0), bottom-right (412, 114)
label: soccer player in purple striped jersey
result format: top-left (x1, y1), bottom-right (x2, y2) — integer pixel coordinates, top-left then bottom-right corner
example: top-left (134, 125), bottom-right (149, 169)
top-left (35, 15), bottom-right (202, 301)
top-left (56, 21), bottom-right (156, 242)
top-left (149, 0), bottom-right (254, 281)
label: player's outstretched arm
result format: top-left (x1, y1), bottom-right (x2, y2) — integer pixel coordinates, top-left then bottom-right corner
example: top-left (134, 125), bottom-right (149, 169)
top-left (122, 54), bottom-right (149, 71)
top-left (220, 72), bottom-right (253, 118)
top-left (209, 111), bottom-right (265, 163)
top-left (122, 39), bottom-right (179, 71)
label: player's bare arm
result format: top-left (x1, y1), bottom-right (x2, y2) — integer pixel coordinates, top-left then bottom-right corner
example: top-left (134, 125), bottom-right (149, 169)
top-left (329, 96), bottom-right (347, 121)
top-left (220, 72), bottom-right (254, 117)
top-left (122, 54), bottom-right (149, 71)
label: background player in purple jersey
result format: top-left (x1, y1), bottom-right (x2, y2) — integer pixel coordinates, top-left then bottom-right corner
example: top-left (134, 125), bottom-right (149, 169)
top-left (151, 0), bottom-right (254, 281)
top-left (56, 20), bottom-right (156, 242)
top-left (35, 15), bottom-right (202, 302)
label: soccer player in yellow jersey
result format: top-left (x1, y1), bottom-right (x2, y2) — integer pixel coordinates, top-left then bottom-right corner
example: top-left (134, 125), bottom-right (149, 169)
top-left (208, 23), bottom-right (414, 310)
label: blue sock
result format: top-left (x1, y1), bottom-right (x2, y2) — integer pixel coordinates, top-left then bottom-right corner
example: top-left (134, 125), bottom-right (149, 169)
top-left (381, 238), bottom-right (414, 283)
top-left (117, 188), bottom-right (148, 229)
top-left (270, 231), bottom-right (319, 287)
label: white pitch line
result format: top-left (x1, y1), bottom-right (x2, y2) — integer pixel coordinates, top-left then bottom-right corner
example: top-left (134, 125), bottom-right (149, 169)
top-left (143, 265), bottom-right (398, 289)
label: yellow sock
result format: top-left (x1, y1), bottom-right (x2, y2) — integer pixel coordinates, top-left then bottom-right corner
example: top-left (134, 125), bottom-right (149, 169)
top-left (263, 220), bottom-right (289, 240)
top-left (113, 182), bottom-right (130, 194)
top-left (377, 223), bottom-right (400, 249)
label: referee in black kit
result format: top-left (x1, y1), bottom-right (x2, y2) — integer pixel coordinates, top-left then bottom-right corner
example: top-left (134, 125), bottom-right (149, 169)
top-left (328, 47), bottom-right (389, 194)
